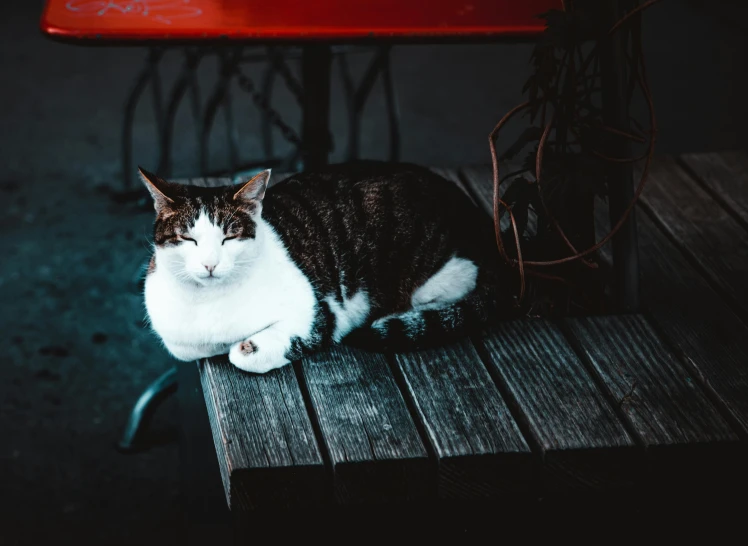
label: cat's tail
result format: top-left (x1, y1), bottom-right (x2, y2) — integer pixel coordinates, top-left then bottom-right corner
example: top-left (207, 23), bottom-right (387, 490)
top-left (344, 280), bottom-right (508, 352)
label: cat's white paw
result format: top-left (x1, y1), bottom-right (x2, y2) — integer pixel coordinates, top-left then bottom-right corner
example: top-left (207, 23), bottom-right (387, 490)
top-left (228, 340), bottom-right (289, 374)
top-left (237, 339), bottom-right (257, 355)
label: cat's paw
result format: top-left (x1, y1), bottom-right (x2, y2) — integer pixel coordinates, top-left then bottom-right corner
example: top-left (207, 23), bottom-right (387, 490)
top-left (238, 339), bottom-right (257, 355)
top-left (228, 340), bottom-right (289, 374)
top-left (229, 339), bottom-right (257, 365)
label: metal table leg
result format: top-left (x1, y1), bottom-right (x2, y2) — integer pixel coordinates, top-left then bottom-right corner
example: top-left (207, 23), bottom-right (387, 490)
top-left (301, 45), bottom-right (333, 169)
top-left (601, 0), bottom-right (640, 312)
top-left (122, 47), bottom-right (165, 193)
top-left (117, 366), bottom-right (178, 453)
top-left (338, 46), bottom-right (401, 162)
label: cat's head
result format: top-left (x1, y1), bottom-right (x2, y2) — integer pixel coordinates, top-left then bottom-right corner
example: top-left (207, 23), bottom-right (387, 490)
top-left (139, 167), bottom-right (270, 287)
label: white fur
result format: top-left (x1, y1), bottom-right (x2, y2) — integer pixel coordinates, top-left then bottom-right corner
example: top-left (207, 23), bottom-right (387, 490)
top-left (325, 290), bottom-right (371, 342)
top-left (371, 256), bottom-right (478, 337)
top-left (146, 211), bottom-right (480, 373)
top-left (145, 215), bottom-right (316, 374)
top-left (411, 256), bottom-right (478, 307)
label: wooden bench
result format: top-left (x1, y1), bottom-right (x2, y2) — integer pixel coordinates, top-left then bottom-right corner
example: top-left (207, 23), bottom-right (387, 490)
top-left (179, 157), bottom-right (748, 541)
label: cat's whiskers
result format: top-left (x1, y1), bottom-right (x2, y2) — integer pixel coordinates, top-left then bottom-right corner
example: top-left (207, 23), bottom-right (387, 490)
top-left (140, 236), bottom-right (155, 254)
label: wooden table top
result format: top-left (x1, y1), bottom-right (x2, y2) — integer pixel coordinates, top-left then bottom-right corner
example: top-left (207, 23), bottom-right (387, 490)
top-left (41, 0), bottom-right (559, 43)
top-left (187, 155), bottom-right (748, 515)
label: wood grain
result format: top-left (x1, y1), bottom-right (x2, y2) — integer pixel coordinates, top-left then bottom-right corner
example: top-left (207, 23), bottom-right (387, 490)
top-left (565, 314), bottom-right (742, 488)
top-left (457, 167), bottom-right (642, 489)
top-left (680, 150), bottom-right (748, 228)
top-left (200, 358), bottom-right (326, 512)
top-left (639, 155), bottom-right (748, 319)
top-left (565, 314), bottom-right (737, 446)
top-left (478, 319), bottom-right (640, 491)
top-left (299, 345), bottom-right (430, 504)
top-left (392, 340), bottom-right (532, 499)
top-left (595, 202), bottom-right (748, 436)
top-left (460, 165), bottom-right (538, 235)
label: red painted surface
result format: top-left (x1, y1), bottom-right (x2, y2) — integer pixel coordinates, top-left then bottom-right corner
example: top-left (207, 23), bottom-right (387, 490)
top-left (41, 0), bottom-right (560, 43)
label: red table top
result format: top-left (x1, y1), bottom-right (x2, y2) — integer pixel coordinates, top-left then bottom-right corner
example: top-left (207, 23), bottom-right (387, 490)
top-left (41, 0), bottom-right (560, 43)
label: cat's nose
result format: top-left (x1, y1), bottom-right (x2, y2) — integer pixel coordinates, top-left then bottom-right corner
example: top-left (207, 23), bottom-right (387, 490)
top-left (203, 264), bottom-right (216, 274)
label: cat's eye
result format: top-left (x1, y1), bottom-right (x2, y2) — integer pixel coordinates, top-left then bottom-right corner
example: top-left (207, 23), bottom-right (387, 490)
top-left (222, 236), bottom-right (238, 245)
top-left (180, 236), bottom-right (198, 245)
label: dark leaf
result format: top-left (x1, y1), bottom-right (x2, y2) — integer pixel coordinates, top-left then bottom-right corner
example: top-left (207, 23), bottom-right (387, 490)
top-left (501, 178), bottom-right (526, 206)
top-left (538, 10), bottom-right (569, 48)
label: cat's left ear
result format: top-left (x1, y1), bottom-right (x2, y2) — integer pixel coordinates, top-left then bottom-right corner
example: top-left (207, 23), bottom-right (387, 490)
top-left (233, 169), bottom-right (270, 205)
top-left (138, 166), bottom-right (177, 213)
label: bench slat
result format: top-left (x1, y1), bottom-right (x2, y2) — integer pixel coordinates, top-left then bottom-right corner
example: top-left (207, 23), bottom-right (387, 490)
top-left (479, 319), bottom-right (639, 490)
top-left (299, 345), bottom-right (430, 504)
top-left (640, 156), bottom-right (748, 319)
top-left (595, 203), bottom-right (748, 436)
top-left (459, 166), bottom-right (538, 236)
top-left (680, 151), bottom-right (748, 228)
top-left (565, 314), bottom-right (741, 488)
top-left (458, 165), bottom-right (640, 489)
top-left (200, 359), bottom-right (326, 512)
top-left (393, 340), bottom-right (532, 499)
top-left (565, 315), bottom-right (737, 446)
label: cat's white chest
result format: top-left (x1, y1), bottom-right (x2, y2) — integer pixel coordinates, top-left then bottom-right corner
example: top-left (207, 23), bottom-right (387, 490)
top-left (145, 272), bottom-right (263, 346)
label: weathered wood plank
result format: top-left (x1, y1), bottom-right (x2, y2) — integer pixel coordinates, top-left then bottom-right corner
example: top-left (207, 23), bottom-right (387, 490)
top-left (392, 340), bottom-right (533, 499)
top-left (460, 165), bottom-right (538, 235)
top-left (565, 314), bottom-right (742, 488)
top-left (565, 314), bottom-right (737, 445)
top-left (299, 345), bottom-right (430, 504)
top-left (679, 150), bottom-right (748, 229)
top-left (200, 358), bottom-right (326, 512)
top-left (457, 166), bottom-right (641, 488)
top-left (595, 201), bottom-right (748, 436)
top-left (458, 166), bottom-right (495, 212)
top-left (478, 319), bottom-right (640, 490)
top-left (429, 167), bottom-right (477, 205)
top-left (639, 155), bottom-right (748, 318)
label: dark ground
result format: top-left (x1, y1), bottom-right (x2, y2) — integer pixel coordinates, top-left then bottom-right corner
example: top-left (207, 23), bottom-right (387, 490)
top-left (1, 1), bottom-right (746, 544)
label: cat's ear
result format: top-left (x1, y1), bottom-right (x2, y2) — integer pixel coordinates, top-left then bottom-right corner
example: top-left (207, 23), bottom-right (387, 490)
top-left (138, 166), bottom-right (176, 213)
top-left (233, 169), bottom-right (270, 205)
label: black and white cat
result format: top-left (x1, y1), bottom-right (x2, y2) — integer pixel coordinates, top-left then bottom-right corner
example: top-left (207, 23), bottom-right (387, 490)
top-left (142, 162), bottom-right (513, 373)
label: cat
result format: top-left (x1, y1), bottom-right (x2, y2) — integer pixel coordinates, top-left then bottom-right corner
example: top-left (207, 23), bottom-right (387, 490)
top-left (141, 162), bottom-right (515, 374)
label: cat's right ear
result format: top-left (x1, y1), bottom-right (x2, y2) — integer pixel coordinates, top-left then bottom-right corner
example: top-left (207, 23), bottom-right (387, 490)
top-left (233, 169), bottom-right (271, 204)
top-left (138, 166), bottom-right (175, 213)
